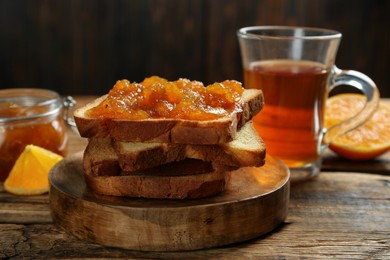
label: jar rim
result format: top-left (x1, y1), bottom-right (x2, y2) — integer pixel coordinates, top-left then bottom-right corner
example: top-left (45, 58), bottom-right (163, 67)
top-left (0, 88), bottom-right (63, 123)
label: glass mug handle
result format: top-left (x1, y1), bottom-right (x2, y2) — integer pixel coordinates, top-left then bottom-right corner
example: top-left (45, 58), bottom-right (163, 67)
top-left (321, 67), bottom-right (380, 151)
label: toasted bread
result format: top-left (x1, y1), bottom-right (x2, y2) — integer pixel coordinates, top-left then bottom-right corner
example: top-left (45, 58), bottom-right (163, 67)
top-left (74, 89), bottom-right (264, 144)
top-left (84, 158), bottom-right (228, 199)
top-left (83, 138), bottom-right (120, 177)
top-left (114, 121), bottom-right (266, 171)
top-left (84, 121), bottom-right (265, 175)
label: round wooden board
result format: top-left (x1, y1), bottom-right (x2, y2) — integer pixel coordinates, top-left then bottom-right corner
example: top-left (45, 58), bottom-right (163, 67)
top-left (49, 152), bottom-right (290, 252)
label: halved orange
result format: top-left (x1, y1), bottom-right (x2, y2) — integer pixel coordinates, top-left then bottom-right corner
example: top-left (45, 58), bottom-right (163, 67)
top-left (324, 93), bottom-right (390, 160)
top-left (3, 144), bottom-right (63, 195)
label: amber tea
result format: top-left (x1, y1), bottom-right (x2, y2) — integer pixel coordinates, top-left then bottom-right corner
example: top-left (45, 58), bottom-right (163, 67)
top-left (238, 26), bottom-right (379, 181)
top-left (244, 59), bottom-right (330, 167)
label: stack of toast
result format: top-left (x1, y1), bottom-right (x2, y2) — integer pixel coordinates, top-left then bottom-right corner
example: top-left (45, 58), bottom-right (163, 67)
top-left (74, 80), bottom-right (266, 199)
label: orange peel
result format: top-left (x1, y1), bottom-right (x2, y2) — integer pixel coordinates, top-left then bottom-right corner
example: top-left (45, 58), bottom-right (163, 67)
top-left (325, 93), bottom-right (390, 160)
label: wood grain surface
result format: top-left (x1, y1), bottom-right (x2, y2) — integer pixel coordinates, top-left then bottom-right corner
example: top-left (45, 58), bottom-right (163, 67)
top-left (49, 152), bottom-right (289, 251)
top-left (1, 171), bottom-right (389, 258)
top-left (1, 96), bottom-right (389, 258)
top-left (322, 149), bottom-right (390, 175)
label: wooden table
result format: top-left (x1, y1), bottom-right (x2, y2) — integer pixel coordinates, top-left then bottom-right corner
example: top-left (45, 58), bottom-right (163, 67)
top-left (1, 97), bottom-right (389, 259)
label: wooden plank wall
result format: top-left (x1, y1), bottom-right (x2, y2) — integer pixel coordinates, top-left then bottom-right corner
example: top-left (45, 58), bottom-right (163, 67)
top-left (0, 0), bottom-right (389, 97)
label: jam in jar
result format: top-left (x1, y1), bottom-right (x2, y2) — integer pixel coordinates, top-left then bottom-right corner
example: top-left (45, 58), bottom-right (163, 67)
top-left (0, 88), bottom-right (70, 182)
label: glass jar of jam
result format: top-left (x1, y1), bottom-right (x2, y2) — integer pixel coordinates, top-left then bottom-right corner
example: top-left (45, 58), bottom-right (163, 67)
top-left (0, 88), bottom-right (74, 182)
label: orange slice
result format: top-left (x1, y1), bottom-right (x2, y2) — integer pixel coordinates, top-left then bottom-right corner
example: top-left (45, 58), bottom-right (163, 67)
top-left (324, 93), bottom-right (390, 160)
top-left (3, 144), bottom-right (63, 195)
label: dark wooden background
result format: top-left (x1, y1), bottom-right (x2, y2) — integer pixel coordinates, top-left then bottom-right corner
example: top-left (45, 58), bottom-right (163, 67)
top-left (1, 0), bottom-right (389, 97)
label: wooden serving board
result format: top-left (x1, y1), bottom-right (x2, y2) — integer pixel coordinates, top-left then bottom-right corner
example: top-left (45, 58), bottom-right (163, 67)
top-left (49, 152), bottom-right (290, 252)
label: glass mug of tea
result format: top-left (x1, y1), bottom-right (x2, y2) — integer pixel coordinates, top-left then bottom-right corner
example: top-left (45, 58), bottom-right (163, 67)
top-left (237, 26), bottom-right (379, 182)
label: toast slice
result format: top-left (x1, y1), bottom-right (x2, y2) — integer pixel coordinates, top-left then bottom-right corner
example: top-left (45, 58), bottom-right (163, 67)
top-left (83, 121), bottom-right (266, 175)
top-left (74, 89), bottom-right (264, 144)
top-left (113, 121), bottom-right (266, 172)
top-left (83, 138), bottom-right (121, 177)
top-left (84, 157), bottom-right (228, 199)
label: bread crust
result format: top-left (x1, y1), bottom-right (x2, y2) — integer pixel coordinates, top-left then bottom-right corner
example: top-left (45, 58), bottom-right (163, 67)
top-left (83, 141), bottom-right (231, 199)
top-left (83, 138), bottom-right (120, 177)
top-left (84, 121), bottom-right (266, 175)
top-left (83, 159), bottom-right (228, 199)
top-left (74, 89), bottom-right (264, 144)
top-left (113, 142), bottom-right (187, 172)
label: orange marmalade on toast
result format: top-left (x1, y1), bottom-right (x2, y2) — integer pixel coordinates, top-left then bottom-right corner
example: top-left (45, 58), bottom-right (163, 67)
top-left (86, 76), bottom-right (244, 120)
